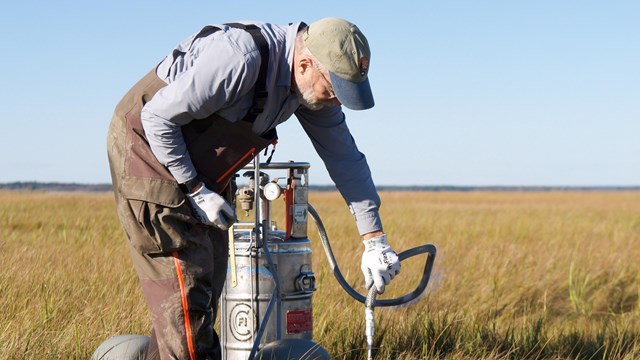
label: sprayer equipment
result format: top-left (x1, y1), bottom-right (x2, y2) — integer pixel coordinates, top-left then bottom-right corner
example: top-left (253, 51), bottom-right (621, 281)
top-left (92, 156), bottom-right (436, 360)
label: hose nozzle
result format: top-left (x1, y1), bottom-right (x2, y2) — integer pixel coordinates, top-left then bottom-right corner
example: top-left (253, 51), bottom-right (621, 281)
top-left (365, 286), bottom-right (377, 360)
top-left (365, 308), bottom-right (374, 359)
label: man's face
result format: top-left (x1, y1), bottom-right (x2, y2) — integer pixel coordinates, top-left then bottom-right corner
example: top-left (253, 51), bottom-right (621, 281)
top-left (293, 62), bottom-right (341, 110)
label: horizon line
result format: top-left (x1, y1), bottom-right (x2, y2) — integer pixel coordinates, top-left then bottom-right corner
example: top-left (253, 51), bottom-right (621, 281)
top-left (0, 181), bottom-right (639, 192)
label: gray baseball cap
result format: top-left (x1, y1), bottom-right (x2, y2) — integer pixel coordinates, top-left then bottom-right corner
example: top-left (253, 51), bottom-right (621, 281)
top-left (303, 18), bottom-right (374, 110)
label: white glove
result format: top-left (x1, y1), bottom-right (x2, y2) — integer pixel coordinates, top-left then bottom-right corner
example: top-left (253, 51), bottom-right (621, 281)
top-left (185, 183), bottom-right (236, 230)
top-left (361, 234), bottom-right (401, 294)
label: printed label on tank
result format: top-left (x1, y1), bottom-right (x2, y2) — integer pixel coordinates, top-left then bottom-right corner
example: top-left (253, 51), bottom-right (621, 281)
top-left (230, 303), bottom-right (255, 341)
top-left (286, 309), bottom-right (313, 334)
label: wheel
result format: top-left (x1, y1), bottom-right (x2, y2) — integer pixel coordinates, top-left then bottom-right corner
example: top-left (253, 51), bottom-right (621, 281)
top-left (91, 334), bottom-right (150, 360)
top-left (255, 339), bottom-right (330, 360)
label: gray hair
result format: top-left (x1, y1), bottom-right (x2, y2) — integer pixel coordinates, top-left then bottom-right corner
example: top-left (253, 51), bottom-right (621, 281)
top-left (295, 28), bottom-right (327, 73)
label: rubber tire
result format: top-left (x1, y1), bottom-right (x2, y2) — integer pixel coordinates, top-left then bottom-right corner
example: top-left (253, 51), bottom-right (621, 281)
top-left (255, 339), bottom-right (330, 360)
top-left (91, 334), bottom-right (150, 360)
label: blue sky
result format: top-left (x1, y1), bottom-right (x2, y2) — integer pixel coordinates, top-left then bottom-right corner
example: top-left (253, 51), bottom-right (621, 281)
top-left (0, 1), bottom-right (637, 186)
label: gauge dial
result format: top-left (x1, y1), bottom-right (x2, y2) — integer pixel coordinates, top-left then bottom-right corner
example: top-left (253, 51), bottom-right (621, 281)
top-left (263, 182), bottom-right (282, 201)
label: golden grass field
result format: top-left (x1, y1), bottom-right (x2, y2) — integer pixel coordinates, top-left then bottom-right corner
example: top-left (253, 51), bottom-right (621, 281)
top-left (0, 191), bottom-right (638, 359)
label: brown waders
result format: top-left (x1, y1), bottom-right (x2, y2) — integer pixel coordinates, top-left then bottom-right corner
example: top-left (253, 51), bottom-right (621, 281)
top-left (107, 24), bottom-right (275, 359)
top-left (107, 69), bottom-right (229, 360)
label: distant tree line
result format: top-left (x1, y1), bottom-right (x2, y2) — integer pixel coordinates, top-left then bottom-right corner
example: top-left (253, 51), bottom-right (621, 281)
top-left (0, 182), bottom-right (113, 192)
top-left (0, 182), bottom-right (638, 193)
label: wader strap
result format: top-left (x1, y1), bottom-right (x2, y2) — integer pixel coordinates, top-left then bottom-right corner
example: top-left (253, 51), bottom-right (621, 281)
top-left (176, 23), bottom-right (277, 192)
top-left (225, 23), bottom-right (270, 124)
top-left (182, 23), bottom-right (270, 124)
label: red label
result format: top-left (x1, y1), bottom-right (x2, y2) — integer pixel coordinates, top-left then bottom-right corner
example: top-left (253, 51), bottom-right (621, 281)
top-left (286, 309), bottom-right (313, 334)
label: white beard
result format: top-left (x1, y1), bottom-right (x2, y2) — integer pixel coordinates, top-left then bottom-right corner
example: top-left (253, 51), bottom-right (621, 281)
top-left (293, 76), bottom-right (335, 111)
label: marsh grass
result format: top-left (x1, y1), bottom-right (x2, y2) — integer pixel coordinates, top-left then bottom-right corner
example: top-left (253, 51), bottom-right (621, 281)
top-left (0, 191), bottom-right (638, 359)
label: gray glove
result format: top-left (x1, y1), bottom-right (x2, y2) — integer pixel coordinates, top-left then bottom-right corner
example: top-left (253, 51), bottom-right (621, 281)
top-left (360, 234), bottom-right (401, 294)
top-left (185, 183), bottom-right (236, 230)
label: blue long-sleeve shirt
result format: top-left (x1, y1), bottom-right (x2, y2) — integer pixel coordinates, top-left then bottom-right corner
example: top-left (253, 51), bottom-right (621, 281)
top-left (141, 21), bottom-right (381, 235)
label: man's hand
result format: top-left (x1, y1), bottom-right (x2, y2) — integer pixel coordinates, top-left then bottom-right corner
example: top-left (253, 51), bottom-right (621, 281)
top-left (361, 233), bottom-right (401, 294)
top-left (185, 183), bottom-right (236, 230)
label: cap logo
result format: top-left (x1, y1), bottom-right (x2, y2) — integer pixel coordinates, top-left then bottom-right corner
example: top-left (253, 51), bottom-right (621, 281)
top-left (358, 57), bottom-right (369, 77)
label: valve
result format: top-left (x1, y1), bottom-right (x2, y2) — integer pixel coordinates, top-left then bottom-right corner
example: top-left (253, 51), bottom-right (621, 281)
top-left (236, 186), bottom-right (253, 217)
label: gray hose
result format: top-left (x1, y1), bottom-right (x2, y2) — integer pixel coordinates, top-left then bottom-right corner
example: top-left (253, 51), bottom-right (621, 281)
top-left (307, 204), bottom-right (437, 307)
top-left (308, 203), bottom-right (437, 360)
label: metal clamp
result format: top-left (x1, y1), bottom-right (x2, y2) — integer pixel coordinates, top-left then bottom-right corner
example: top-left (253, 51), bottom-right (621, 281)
top-left (295, 271), bottom-right (316, 294)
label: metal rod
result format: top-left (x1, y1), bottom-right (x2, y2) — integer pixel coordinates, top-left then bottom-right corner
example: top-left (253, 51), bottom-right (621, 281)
top-left (243, 161), bottom-right (310, 170)
top-left (365, 286), bottom-right (377, 360)
top-left (228, 225), bottom-right (237, 288)
top-left (249, 155), bottom-right (261, 352)
top-left (260, 233), bottom-right (283, 338)
top-left (248, 154), bottom-right (285, 352)
top-left (253, 155), bottom-right (261, 247)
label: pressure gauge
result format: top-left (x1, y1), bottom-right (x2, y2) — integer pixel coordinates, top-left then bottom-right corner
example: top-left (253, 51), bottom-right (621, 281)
top-left (263, 182), bottom-right (282, 201)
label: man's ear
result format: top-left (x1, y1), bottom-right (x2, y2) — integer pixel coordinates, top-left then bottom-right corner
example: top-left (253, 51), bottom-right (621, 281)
top-left (297, 56), bottom-right (313, 75)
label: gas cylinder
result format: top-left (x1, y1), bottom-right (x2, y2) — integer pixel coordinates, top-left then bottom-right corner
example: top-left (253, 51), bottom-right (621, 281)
top-left (220, 161), bottom-right (328, 360)
top-left (220, 229), bottom-right (317, 359)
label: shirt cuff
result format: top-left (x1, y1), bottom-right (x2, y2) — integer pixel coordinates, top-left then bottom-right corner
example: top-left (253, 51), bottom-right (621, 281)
top-left (354, 209), bottom-right (383, 236)
top-left (167, 162), bottom-right (197, 185)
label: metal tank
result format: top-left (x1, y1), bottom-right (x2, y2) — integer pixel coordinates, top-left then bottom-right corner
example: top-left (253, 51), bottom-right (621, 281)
top-left (220, 161), bottom-right (327, 360)
top-left (220, 230), bottom-right (316, 358)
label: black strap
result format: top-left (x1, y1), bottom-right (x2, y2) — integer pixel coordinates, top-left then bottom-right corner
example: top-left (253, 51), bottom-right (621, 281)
top-left (178, 23), bottom-right (278, 189)
top-left (167, 25), bottom-right (223, 77)
top-left (188, 25), bottom-right (221, 49)
top-left (225, 23), bottom-right (270, 124)
top-left (180, 23), bottom-right (270, 125)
